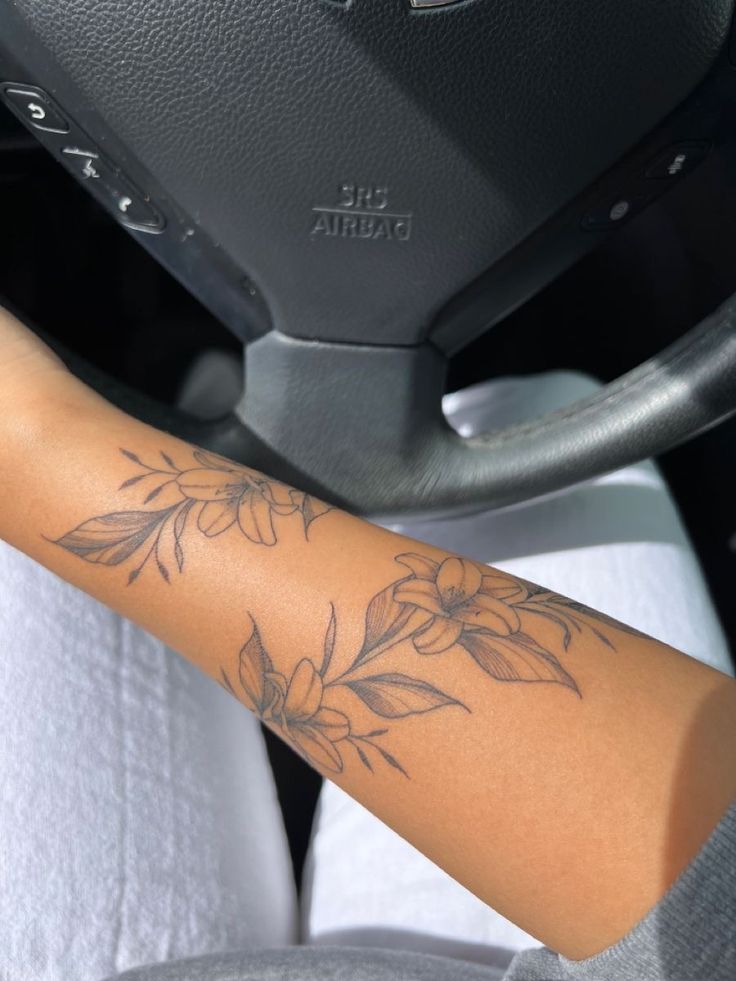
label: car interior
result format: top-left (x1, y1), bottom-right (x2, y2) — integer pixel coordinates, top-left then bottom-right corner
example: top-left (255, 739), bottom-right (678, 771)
top-left (1, 0), bottom-right (735, 891)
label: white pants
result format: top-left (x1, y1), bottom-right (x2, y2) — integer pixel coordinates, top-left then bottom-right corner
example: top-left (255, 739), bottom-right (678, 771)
top-left (1, 374), bottom-right (732, 981)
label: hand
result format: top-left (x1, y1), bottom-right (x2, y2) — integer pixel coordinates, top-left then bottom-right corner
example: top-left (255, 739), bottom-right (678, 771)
top-left (0, 306), bottom-right (70, 411)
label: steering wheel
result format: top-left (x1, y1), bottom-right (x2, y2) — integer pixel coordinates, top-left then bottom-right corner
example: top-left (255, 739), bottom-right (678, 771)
top-left (1, 0), bottom-right (736, 515)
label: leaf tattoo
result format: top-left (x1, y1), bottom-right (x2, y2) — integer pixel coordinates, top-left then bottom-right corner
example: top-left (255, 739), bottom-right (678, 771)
top-left (237, 623), bottom-right (278, 716)
top-left (320, 604), bottom-right (337, 678)
top-left (344, 673), bottom-right (468, 718)
top-left (54, 507), bottom-right (178, 566)
top-left (349, 582), bottom-right (426, 671)
top-left (458, 631), bottom-right (579, 690)
top-left (53, 447), bottom-right (335, 582)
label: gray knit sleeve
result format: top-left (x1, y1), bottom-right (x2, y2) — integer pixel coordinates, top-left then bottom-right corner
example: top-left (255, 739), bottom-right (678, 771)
top-left (504, 800), bottom-right (736, 981)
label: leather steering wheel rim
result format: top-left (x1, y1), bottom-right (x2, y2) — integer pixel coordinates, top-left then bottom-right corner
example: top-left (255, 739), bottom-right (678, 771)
top-left (43, 293), bottom-right (736, 517)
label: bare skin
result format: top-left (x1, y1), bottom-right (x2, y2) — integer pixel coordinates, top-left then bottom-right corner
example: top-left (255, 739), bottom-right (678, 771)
top-left (0, 306), bottom-right (734, 961)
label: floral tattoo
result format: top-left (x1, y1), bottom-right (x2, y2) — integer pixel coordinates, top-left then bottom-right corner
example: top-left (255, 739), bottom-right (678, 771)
top-left (219, 553), bottom-right (638, 776)
top-left (52, 444), bottom-right (640, 778)
top-left (52, 447), bottom-right (333, 582)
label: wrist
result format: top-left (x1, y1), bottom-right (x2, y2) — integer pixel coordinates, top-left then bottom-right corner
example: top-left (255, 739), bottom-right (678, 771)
top-left (0, 308), bottom-right (71, 411)
top-left (0, 365), bottom-right (91, 481)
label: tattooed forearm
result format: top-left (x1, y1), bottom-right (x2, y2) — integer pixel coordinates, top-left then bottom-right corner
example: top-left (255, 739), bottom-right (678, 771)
top-left (50, 445), bottom-right (637, 777)
top-left (218, 553), bottom-right (634, 777)
top-left (52, 447), bottom-right (333, 582)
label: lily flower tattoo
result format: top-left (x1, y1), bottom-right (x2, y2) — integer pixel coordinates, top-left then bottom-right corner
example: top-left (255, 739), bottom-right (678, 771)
top-left (52, 447), bottom-right (333, 582)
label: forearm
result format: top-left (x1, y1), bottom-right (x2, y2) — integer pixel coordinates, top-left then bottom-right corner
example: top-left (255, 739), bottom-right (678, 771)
top-left (2, 369), bottom-right (735, 961)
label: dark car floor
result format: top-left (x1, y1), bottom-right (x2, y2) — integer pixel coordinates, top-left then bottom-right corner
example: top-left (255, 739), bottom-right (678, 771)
top-left (1, 104), bottom-right (734, 886)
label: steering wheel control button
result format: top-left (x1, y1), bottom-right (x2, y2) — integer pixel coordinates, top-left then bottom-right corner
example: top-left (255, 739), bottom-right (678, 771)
top-left (581, 193), bottom-right (651, 231)
top-left (62, 146), bottom-right (101, 179)
top-left (60, 147), bottom-right (164, 232)
top-left (2, 84), bottom-right (69, 134)
top-left (608, 200), bottom-right (630, 222)
top-left (113, 190), bottom-right (163, 230)
top-left (645, 142), bottom-right (710, 181)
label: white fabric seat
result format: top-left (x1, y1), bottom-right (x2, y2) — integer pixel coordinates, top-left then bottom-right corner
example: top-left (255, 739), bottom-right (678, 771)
top-left (302, 372), bottom-right (734, 972)
top-left (0, 550), bottom-right (298, 981)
